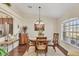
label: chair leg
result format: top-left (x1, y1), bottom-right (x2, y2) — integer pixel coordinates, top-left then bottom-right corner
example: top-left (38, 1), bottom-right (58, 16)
top-left (53, 45), bottom-right (56, 52)
top-left (26, 44), bottom-right (29, 52)
top-left (45, 50), bottom-right (47, 56)
top-left (36, 51), bottom-right (38, 56)
top-left (45, 53), bottom-right (47, 56)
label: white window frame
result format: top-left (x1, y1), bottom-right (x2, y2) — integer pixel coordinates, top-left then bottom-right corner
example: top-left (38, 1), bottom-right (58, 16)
top-left (61, 17), bottom-right (79, 48)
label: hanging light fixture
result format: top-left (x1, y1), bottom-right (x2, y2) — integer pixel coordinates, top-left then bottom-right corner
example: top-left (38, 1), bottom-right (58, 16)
top-left (34, 6), bottom-right (45, 31)
top-left (34, 6), bottom-right (45, 36)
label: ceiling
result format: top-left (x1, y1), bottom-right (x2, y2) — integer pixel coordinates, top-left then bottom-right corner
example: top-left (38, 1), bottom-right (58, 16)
top-left (10, 3), bottom-right (79, 19)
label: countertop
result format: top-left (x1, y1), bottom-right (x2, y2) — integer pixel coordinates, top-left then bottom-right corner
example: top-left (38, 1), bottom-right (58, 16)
top-left (0, 39), bottom-right (18, 46)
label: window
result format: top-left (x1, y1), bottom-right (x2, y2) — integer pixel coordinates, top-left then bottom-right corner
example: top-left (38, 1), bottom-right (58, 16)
top-left (63, 18), bottom-right (79, 47)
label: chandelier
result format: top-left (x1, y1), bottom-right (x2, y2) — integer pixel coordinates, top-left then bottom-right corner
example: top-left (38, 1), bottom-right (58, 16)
top-left (34, 6), bottom-right (45, 36)
top-left (34, 6), bottom-right (45, 31)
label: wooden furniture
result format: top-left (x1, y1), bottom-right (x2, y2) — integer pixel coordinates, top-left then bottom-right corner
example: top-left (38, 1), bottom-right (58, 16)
top-left (52, 33), bottom-right (59, 51)
top-left (19, 33), bottom-right (29, 45)
top-left (30, 38), bottom-right (50, 46)
top-left (30, 39), bottom-right (36, 46)
top-left (36, 37), bottom-right (47, 39)
top-left (35, 37), bottom-right (48, 56)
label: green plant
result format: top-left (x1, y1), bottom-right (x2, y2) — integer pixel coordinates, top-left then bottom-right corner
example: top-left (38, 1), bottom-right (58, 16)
top-left (0, 48), bottom-right (7, 56)
top-left (3, 3), bottom-right (11, 7)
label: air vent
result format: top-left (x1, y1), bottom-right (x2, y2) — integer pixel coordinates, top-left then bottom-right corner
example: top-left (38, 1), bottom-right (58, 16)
top-left (27, 6), bottom-right (32, 8)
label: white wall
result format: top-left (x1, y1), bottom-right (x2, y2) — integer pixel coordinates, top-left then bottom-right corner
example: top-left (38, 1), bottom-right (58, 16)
top-left (0, 4), bottom-right (58, 42)
top-left (22, 16), bottom-right (57, 40)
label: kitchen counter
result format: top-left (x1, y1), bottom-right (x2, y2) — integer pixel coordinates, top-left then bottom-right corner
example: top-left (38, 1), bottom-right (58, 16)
top-left (0, 39), bottom-right (19, 53)
top-left (0, 39), bottom-right (18, 46)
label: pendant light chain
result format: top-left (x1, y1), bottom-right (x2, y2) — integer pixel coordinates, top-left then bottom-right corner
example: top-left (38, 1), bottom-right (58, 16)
top-left (39, 6), bottom-right (41, 23)
top-left (34, 6), bottom-right (45, 31)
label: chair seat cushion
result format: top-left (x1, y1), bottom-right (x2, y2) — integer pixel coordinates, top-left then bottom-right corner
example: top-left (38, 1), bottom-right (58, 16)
top-left (37, 45), bottom-right (46, 50)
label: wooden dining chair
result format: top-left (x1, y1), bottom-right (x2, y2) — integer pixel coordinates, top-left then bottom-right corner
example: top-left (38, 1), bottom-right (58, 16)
top-left (35, 37), bottom-right (48, 56)
top-left (52, 33), bottom-right (59, 51)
